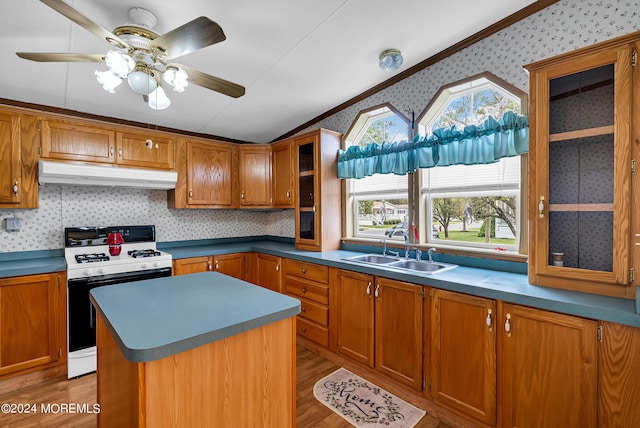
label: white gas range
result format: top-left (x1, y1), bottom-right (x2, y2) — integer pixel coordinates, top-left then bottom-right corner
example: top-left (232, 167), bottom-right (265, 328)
top-left (64, 225), bottom-right (172, 378)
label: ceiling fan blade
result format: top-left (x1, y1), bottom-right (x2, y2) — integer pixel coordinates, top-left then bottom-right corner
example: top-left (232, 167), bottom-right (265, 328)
top-left (16, 52), bottom-right (105, 62)
top-left (174, 64), bottom-right (245, 98)
top-left (149, 17), bottom-right (226, 60)
top-left (40, 0), bottom-right (129, 49)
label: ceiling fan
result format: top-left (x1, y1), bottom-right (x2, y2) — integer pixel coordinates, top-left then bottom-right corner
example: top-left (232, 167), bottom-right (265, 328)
top-left (17, 0), bottom-right (245, 110)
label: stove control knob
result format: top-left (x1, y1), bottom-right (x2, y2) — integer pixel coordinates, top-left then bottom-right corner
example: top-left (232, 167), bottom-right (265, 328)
top-left (141, 263), bottom-right (148, 269)
top-left (83, 268), bottom-right (90, 276)
top-left (98, 268), bottom-right (106, 274)
top-left (153, 261), bottom-right (159, 267)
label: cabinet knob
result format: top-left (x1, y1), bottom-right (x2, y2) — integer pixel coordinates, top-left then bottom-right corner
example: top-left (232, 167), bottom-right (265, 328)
top-left (275, 263), bottom-right (280, 272)
top-left (366, 282), bottom-right (372, 296)
top-left (538, 196), bottom-right (545, 218)
top-left (208, 261), bottom-right (212, 271)
top-left (301, 268), bottom-right (306, 274)
top-left (241, 191), bottom-right (245, 200)
top-left (301, 287), bottom-right (307, 293)
top-left (189, 189), bottom-right (193, 198)
top-left (215, 261), bottom-right (219, 270)
top-left (110, 146), bottom-right (114, 156)
top-left (118, 147), bottom-right (122, 157)
top-left (301, 306), bottom-right (306, 312)
top-left (486, 309), bottom-right (492, 328)
top-left (374, 284), bottom-right (380, 298)
top-left (13, 180), bottom-right (18, 195)
top-left (286, 190), bottom-right (291, 199)
top-left (301, 327), bottom-right (307, 333)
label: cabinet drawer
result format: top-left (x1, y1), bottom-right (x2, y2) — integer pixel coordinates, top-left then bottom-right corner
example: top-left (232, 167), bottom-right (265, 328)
top-left (296, 317), bottom-right (328, 347)
top-left (297, 297), bottom-right (328, 327)
top-left (284, 259), bottom-right (329, 284)
top-left (285, 277), bottom-right (328, 305)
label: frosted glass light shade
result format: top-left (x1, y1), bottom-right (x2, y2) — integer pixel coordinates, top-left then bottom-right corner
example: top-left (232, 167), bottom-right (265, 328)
top-left (105, 50), bottom-right (134, 78)
top-left (128, 70), bottom-right (157, 95)
top-left (147, 86), bottom-right (171, 110)
top-left (163, 66), bottom-right (188, 92)
top-left (95, 70), bottom-right (122, 93)
top-left (378, 49), bottom-right (403, 72)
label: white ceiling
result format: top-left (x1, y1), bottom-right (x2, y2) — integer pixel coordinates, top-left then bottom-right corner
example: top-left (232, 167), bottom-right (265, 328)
top-left (1, 0), bottom-right (536, 143)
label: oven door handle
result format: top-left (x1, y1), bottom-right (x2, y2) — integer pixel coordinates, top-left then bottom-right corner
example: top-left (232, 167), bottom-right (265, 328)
top-left (89, 302), bottom-right (95, 330)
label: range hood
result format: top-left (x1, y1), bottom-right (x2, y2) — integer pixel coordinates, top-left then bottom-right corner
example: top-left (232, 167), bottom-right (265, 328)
top-left (38, 160), bottom-right (178, 190)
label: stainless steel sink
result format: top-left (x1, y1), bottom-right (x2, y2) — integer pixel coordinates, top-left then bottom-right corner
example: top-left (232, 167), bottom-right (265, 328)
top-left (342, 254), bottom-right (400, 265)
top-left (388, 259), bottom-right (457, 274)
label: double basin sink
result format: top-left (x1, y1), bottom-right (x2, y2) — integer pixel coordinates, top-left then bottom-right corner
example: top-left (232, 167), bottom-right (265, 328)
top-left (342, 253), bottom-right (457, 274)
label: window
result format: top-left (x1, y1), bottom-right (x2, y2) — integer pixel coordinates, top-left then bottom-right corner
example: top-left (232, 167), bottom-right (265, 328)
top-left (416, 74), bottom-right (524, 251)
top-left (344, 104), bottom-right (410, 241)
top-left (343, 73), bottom-right (527, 254)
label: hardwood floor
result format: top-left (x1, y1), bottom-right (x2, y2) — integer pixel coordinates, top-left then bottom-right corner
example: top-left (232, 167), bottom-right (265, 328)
top-left (0, 344), bottom-right (452, 427)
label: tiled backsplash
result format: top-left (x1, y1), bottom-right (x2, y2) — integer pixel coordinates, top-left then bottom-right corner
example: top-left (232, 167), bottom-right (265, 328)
top-left (0, 185), bottom-right (295, 252)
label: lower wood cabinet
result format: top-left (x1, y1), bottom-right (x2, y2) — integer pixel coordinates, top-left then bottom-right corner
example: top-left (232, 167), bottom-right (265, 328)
top-left (173, 254), bottom-right (245, 280)
top-left (247, 252), bottom-right (282, 293)
top-left (284, 259), bottom-right (330, 347)
top-left (0, 272), bottom-right (64, 378)
top-left (333, 269), bottom-right (424, 391)
top-left (598, 321), bottom-right (640, 427)
top-left (498, 302), bottom-right (597, 428)
top-left (430, 289), bottom-right (496, 426)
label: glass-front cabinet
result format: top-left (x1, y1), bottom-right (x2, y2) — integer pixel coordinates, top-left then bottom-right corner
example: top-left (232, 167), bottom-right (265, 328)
top-left (293, 129), bottom-right (342, 251)
top-left (526, 36), bottom-right (637, 297)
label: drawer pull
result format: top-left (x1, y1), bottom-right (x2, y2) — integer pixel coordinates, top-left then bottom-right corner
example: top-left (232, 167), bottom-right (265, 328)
top-left (486, 309), bottom-right (492, 328)
top-left (301, 327), bottom-right (307, 333)
top-left (302, 287), bottom-right (307, 293)
top-left (301, 306), bottom-right (306, 312)
top-left (505, 313), bottom-right (511, 335)
top-left (275, 263), bottom-right (280, 272)
top-left (302, 268), bottom-right (307, 274)
top-left (366, 282), bottom-right (371, 296)
top-left (374, 284), bottom-right (380, 298)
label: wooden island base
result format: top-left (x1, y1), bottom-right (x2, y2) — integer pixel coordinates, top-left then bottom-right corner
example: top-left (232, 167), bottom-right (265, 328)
top-left (96, 316), bottom-right (296, 427)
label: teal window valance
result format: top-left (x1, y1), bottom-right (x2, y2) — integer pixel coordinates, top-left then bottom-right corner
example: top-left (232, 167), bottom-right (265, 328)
top-left (338, 111), bottom-right (529, 179)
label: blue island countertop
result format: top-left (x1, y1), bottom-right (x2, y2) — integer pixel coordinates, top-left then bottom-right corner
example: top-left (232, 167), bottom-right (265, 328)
top-left (89, 271), bottom-right (301, 362)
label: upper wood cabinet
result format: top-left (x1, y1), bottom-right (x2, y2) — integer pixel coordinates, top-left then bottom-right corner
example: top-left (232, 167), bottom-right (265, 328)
top-left (115, 131), bottom-right (174, 170)
top-left (0, 109), bottom-right (39, 208)
top-left (271, 139), bottom-right (294, 208)
top-left (40, 118), bottom-right (175, 170)
top-left (40, 118), bottom-right (115, 164)
top-left (168, 138), bottom-right (238, 209)
top-left (238, 144), bottom-right (271, 207)
top-left (498, 302), bottom-right (597, 428)
top-left (430, 289), bottom-right (496, 426)
top-left (294, 129), bottom-right (342, 251)
top-left (526, 33), bottom-right (639, 297)
top-left (0, 272), bottom-right (64, 379)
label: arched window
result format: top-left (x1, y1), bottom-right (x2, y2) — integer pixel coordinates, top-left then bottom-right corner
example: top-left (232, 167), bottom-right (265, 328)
top-left (343, 104), bottom-right (410, 240)
top-left (416, 72), bottom-right (526, 251)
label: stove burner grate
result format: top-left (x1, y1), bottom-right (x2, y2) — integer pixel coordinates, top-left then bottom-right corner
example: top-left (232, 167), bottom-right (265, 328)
top-left (75, 253), bottom-right (110, 263)
top-left (128, 249), bottom-right (162, 258)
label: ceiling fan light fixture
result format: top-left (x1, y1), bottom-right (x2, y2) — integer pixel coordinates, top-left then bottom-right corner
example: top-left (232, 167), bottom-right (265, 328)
top-left (104, 50), bottom-right (134, 78)
top-left (95, 70), bottom-right (122, 93)
top-left (378, 49), bottom-right (403, 72)
top-left (127, 65), bottom-right (158, 95)
top-left (147, 86), bottom-right (171, 110)
top-left (163, 66), bottom-right (188, 92)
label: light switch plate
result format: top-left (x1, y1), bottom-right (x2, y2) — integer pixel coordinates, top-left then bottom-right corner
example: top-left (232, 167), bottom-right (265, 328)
top-left (5, 217), bottom-right (21, 232)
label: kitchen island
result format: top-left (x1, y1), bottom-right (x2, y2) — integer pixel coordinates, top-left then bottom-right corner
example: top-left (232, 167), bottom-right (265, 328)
top-left (89, 271), bottom-right (300, 428)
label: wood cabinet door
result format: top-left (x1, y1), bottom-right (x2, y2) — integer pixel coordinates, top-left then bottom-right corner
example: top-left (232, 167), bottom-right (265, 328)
top-left (254, 253), bottom-right (282, 293)
top-left (116, 131), bottom-right (174, 170)
top-left (375, 277), bottom-right (423, 391)
top-left (271, 140), bottom-right (293, 207)
top-left (0, 111), bottom-right (21, 204)
top-left (239, 145), bottom-right (271, 206)
top-left (213, 254), bottom-right (245, 280)
top-left (499, 303), bottom-right (597, 428)
top-left (294, 135), bottom-right (320, 250)
top-left (186, 141), bottom-right (234, 206)
top-left (598, 321), bottom-right (640, 427)
top-left (431, 289), bottom-right (496, 425)
top-left (334, 269), bottom-right (374, 367)
top-left (173, 257), bottom-right (211, 275)
top-left (0, 273), bottom-right (61, 376)
top-left (40, 119), bottom-right (116, 163)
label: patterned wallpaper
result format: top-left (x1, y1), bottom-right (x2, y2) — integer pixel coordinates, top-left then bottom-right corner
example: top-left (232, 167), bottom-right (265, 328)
top-left (1, 0), bottom-right (638, 253)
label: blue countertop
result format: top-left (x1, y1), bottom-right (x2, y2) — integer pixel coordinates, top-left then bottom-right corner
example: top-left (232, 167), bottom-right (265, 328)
top-left (4, 238), bottom-right (640, 328)
top-left (89, 271), bottom-right (301, 362)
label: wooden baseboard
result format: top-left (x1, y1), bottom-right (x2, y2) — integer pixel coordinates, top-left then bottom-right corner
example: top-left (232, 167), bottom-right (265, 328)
top-left (296, 337), bottom-right (485, 428)
top-left (0, 364), bottom-right (66, 396)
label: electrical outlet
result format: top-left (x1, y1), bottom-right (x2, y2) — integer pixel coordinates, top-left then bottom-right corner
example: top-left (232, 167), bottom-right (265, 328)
top-left (5, 217), bottom-right (21, 232)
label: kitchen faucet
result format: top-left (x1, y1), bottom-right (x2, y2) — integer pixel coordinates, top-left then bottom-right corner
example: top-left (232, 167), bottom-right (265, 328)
top-left (380, 239), bottom-right (387, 256)
top-left (402, 230), bottom-right (410, 259)
top-left (428, 247), bottom-right (436, 263)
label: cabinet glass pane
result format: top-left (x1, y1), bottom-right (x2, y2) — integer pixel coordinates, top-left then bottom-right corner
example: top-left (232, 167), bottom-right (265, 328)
top-left (546, 63), bottom-right (614, 272)
top-left (299, 142), bottom-right (314, 172)
top-left (299, 212), bottom-right (315, 240)
top-left (299, 175), bottom-right (314, 208)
